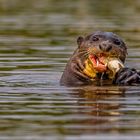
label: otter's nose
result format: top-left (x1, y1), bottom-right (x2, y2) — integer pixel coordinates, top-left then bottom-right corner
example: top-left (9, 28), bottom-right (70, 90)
top-left (99, 40), bottom-right (112, 52)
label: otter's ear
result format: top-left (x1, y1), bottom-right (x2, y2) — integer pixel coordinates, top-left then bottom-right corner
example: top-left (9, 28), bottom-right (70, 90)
top-left (77, 36), bottom-right (84, 47)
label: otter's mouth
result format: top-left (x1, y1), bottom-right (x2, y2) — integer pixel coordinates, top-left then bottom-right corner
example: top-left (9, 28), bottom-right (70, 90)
top-left (83, 53), bottom-right (124, 79)
top-left (88, 53), bottom-right (108, 72)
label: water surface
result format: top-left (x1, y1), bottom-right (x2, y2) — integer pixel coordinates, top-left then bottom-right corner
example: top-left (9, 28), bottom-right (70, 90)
top-left (0, 0), bottom-right (140, 139)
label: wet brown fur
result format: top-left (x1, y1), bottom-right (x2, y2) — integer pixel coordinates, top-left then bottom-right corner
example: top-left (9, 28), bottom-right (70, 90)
top-left (60, 31), bottom-right (127, 86)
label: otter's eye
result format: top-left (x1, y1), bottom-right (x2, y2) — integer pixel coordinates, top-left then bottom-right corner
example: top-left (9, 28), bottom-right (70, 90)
top-left (92, 36), bottom-right (99, 41)
top-left (114, 39), bottom-right (121, 45)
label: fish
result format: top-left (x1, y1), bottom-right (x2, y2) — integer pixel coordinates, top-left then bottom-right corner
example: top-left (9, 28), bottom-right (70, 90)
top-left (83, 54), bottom-right (124, 79)
top-left (106, 57), bottom-right (124, 79)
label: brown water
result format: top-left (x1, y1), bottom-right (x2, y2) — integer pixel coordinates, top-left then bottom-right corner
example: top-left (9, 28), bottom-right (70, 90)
top-left (0, 0), bottom-right (140, 139)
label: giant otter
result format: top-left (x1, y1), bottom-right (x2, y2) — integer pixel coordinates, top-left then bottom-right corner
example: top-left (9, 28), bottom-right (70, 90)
top-left (60, 31), bottom-right (140, 86)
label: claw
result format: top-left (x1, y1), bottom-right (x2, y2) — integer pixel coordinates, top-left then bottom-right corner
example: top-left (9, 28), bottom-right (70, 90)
top-left (114, 68), bottom-right (140, 85)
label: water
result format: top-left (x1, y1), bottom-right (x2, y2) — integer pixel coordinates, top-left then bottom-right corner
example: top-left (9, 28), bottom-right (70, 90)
top-left (0, 0), bottom-right (140, 139)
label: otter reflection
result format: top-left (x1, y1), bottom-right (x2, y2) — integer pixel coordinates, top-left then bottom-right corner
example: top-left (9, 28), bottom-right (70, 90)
top-left (72, 86), bottom-right (126, 129)
top-left (77, 86), bottom-right (125, 115)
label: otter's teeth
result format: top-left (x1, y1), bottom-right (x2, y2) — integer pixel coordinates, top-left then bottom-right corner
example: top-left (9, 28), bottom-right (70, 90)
top-left (97, 59), bottom-right (99, 66)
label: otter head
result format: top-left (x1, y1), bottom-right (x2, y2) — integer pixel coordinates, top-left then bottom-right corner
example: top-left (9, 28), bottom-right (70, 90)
top-left (77, 31), bottom-right (127, 62)
top-left (77, 31), bottom-right (127, 78)
top-left (60, 31), bottom-right (128, 85)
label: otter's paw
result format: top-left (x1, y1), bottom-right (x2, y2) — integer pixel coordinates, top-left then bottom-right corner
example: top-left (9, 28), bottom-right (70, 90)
top-left (113, 68), bottom-right (140, 85)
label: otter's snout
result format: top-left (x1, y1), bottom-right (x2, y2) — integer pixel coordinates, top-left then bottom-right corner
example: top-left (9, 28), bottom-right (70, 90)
top-left (99, 40), bottom-right (112, 52)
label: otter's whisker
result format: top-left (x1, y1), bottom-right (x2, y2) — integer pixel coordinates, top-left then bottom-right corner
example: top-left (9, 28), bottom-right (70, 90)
top-left (82, 52), bottom-right (89, 58)
top-left (77, 50), bottom-right (90, 59)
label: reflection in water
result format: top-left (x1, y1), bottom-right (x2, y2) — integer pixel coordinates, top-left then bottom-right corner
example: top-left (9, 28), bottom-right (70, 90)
top-left (69, 86), bottom-right (125, 131)
top-left (78, 86), bottom-right (124, 115)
